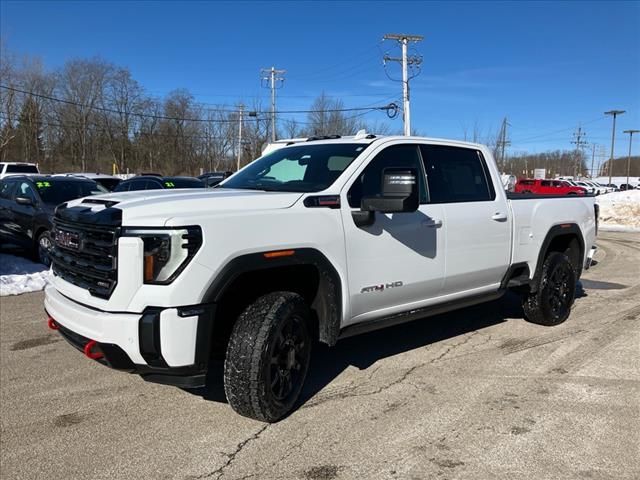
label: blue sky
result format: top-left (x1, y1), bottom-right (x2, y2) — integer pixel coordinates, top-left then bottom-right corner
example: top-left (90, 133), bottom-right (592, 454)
top-left (1, 0), bottom-right (639, 163)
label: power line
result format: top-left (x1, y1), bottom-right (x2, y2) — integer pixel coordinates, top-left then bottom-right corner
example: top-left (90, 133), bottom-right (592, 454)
top-left (0, 84), bottom-right (396, 121)
top-left (510, 116), bottom-right (606, 143)
top-left (0, 113), bottom-right (232, 141)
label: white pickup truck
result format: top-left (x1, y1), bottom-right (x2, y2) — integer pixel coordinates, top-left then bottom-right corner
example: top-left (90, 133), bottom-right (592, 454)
top-left (44, 134), bottom-right (598, 422)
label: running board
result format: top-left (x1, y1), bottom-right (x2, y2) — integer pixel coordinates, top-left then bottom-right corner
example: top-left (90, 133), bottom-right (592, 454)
top-left (338, 291), bottom-right (504, 340)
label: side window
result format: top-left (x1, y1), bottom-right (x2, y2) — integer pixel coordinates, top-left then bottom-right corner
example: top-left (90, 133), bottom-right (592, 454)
top-left (17, 181), bottom-right (37, 202)
top-left (419, 145), bottom-right (495, 204)
top-left (0, 180), bottom-right (16, 199)
top-left (127, 180), bottom-right (147, 191)
top-left (348, 144), bottom-right (427, 208)
top-left (541, 180), bottom-right (552, 187)
top-left (145, 180), bottom-right (163, 190)
top-left (113, 181), bottom-right (129, 192)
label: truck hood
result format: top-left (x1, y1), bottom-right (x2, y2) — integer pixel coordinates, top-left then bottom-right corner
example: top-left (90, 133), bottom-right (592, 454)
top-left (64, 188), bottom-right (304, 225)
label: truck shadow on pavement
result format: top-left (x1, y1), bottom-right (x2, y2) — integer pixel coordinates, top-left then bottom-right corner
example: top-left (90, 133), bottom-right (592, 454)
top-left (189, 291), bottom-right (527, 406)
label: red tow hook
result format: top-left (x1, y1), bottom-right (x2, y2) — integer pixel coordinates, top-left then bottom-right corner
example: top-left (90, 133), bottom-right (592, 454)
top-left (47, 315), bottom-right (59, 330)
top-left (83, 340), bottom-right (104, 360)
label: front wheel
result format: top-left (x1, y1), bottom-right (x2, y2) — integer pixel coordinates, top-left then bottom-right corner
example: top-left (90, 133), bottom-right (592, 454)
top-left (224, 292), bottom-right (312, 422)
top-left (522, 252), bottom-right (577, 326)
top-left (35, 230), bottom-right (53, 266)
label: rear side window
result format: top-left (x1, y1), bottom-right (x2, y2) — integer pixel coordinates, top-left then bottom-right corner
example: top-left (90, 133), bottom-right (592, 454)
top-left (520, 180), bottom-right (534, 185)
top-left (0, 180), bottom-right (16, 199)
top-left (541, 181), bottom-right (552, 187)
top-left (420, 145), bottom-right (495, 203)
top-left (6, 164), bottom-right (38, 174)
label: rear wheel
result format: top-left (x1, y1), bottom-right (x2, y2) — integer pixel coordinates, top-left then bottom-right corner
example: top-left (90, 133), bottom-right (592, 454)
top-left (522, 252), bottom-right (576, 326)
top-left (567, 192), bottom-right (577, 195)
top-left (224, 292), bottom-right (312, 422)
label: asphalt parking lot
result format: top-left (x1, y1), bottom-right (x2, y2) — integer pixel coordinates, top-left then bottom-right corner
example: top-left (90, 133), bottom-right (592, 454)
top-left (1, 231), bottom-right (639, 480)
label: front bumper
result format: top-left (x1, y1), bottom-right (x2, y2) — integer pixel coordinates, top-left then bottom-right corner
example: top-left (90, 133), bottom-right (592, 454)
top-left (44, 285), bottom-right (214, 388)
top-left (585, 245), bottom-right (597, 270)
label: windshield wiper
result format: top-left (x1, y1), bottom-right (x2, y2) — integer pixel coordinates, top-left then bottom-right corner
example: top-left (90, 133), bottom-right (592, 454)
top-left (217, 185), bottom-right (276, 192)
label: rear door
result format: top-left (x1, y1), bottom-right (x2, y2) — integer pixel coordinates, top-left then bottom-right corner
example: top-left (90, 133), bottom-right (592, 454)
top-left (419, 144), bottom-right (511, 295)
top-left (540, 180), bottom-right (553, 194)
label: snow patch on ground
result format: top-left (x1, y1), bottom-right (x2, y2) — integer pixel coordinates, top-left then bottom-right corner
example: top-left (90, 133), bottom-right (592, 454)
top-left (596, 190), bottom-right (640, 232)
top-left (0, 254), bottom-right (51, 296)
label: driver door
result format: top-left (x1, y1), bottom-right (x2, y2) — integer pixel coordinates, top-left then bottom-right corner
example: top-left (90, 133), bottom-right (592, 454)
top-left (341, 143), bottom-right (446, 325)
top-left (13, 180), bottom-right (39, 247)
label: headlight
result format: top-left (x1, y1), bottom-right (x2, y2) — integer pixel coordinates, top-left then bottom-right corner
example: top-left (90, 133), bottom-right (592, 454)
top-left (122, 226), bottom-right (202, 284)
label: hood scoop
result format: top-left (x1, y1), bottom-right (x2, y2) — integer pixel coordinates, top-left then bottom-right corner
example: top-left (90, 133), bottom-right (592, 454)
top-left (81, 198), bottom-right (120, 208)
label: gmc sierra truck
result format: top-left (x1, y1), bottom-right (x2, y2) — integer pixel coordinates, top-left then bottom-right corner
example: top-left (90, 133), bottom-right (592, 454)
top-left (44, 134), bottom-right (597, 422)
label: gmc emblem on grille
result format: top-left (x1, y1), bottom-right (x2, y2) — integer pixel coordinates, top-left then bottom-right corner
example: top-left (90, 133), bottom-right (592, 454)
top-left (55, 230), bottom-right (81, 250)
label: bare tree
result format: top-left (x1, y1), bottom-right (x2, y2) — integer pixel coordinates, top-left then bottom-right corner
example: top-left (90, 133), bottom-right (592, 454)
top-left (0, 41), bottom-right (18, 160)
top-left (56, 57), bottom-right (112, 171)
top-left (101, 67), bottom-right (144, 173)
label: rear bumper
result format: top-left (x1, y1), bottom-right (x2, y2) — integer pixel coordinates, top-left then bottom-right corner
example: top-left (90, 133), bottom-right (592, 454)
top-left (44, 285), bottom-right (214, 388)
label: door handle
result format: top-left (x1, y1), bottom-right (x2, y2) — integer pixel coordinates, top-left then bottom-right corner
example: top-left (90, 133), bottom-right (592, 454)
top-left (491, 212), bottom-right (508, 222)
top-left (422, 218), bottom-right (443, 228)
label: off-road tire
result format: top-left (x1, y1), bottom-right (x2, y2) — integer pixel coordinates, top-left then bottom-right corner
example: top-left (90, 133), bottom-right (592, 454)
top-left (224, 292), bottom-right (312, 422)
top-left (523, 252), bottom-right (577, 326)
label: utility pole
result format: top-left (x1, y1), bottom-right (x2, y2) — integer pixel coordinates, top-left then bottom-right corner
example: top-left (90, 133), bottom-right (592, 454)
top-left (571, 125), bottom-right (588, 178)
top-left (496, 117), bottom-right (511, 173)
top-left (383, 33), bottom-right (423, 136)
top-left (261, 66), bottom-right (286, 142)
top-left (623, 129), bottom-right (639, 187)
top-left (237, 104), bottom-right (244, 171)
top-left (590, 143), bottom-right (597, 179)
top-left (605, 110), bottom-right (626, 185)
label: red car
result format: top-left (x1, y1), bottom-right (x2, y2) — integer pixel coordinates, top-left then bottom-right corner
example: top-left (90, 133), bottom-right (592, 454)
top-left (515, 179), bottom-right (586, 195)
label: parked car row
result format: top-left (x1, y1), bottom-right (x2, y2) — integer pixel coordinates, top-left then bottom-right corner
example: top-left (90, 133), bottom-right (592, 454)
top-left (515, 179), bottom-right (587, 195)
top-left (0, 168), bottom-right (234, 265)
top-left (0, 175), bottom-right (108, 264)
top-left (513, 178), bottom-right (632, 196)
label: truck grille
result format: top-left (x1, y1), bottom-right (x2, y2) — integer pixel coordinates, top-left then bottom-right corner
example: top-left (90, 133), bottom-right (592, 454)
top-left (51, 218), bottom-right (119, 299)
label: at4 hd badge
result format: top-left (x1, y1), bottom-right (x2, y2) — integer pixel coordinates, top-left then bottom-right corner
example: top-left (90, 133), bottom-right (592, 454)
top-left (361, 281), bottom-right (403, 294)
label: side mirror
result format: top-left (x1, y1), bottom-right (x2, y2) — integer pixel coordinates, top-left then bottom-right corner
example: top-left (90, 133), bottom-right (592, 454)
top-left (15, 196), bottom-right (34, 206)
top-left (352, 168), bottom-right (420, 228)
top-left (362, 167), bottom-right (419, 213)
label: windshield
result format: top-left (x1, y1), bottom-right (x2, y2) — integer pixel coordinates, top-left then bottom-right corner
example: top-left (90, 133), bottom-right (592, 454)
top-left (163, 177), bottom-right (205, 188)
top-left (94, 178), bottom-right (121, 191)
top-left (34, 180), bottom-right (107, 205)
top-left (219, 143), bottom-right (369, 192)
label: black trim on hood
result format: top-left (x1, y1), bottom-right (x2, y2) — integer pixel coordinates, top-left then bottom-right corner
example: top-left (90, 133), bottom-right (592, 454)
top-left (55, 202), bottom-right (123, 226)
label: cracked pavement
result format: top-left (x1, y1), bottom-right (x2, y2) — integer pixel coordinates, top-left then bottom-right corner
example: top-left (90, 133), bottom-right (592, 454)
top-left (1, 231), bottom-right (639, 479)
